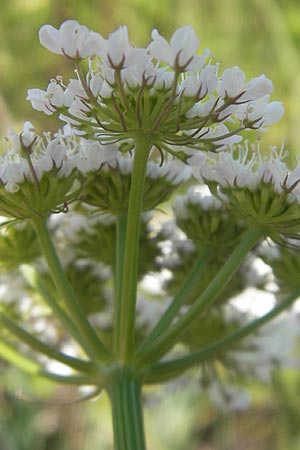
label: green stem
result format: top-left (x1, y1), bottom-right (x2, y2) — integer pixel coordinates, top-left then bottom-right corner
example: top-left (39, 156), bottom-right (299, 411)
top-left (144, 288), bottom-right (300, 383)
top-left (21, 264), bottom-right (94, 357)
top-left (137, 246), bottom-right (212, 355)
top-left (137, 226), bottom-right (263, 365)
top-left (0, 339), bottom-right (97, 385)
top-left (117, 134), bottom-right (151, 362)
top-left (113, 213), bottom-right (127, 354)
top-left (109, 371), bottom-right (146, 450)
top-left (32, 218), bottom-right (110, 362)
top-left (0, 312), bottom-right (96, 374)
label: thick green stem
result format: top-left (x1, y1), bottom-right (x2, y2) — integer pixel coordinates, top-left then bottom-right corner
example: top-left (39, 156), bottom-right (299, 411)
top-left (109, 372), bottom-right (146, 450)
top-left (32, 218), bottom-right (110, 362)
top-left (117, 134), bottom-right (151, 362)
top-left (144, 288), bottom-right (300, 383)
top-left (137, 246), bottom-right (212, 355)
top-left (113, 213), bottom-right (127, 353)
top-left (137, 227), bottom-right (263, 365)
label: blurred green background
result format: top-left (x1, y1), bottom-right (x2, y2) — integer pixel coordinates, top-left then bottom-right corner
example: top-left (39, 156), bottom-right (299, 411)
top-left (1, 0), bottom-right (300, 449)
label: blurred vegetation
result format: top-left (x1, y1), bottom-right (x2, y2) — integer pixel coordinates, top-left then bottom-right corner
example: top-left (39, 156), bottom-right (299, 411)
top-left (1, 0), bottom-right (300, 449)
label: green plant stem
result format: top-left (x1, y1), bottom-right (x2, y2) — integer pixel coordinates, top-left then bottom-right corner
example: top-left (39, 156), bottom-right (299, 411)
top-left (143, 288), bottom-right (300, 383)
top-left (137, 246), bottom-right (212, 356)
top-left (113, 213), bottom-right (127, 354)
top-left (0, 339), bottom-right (97, 385)
top-left (21, 264), bottom-right (95, 357)
top-left (32, 217), bottom-right (110, 362)
top-left (109, 371), bottom-right (146, 450)
top-left (137, 226), bottom-right (263, 365)
top-left (117, 134), bottom-right (151, 362)
top-left (0, 312), bottom-right (97, 374)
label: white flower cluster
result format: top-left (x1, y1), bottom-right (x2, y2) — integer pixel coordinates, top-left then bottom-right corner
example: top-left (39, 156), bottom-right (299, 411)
top-left (173, 185), bottom-right (223, 220)
top-left (1, 122), bottom-right (77, 193)
top-left (190, 142), bottom-right (300, 199)
top-left (27, 20), bottom-right (283, 153)
top-left (232, 313), bottom-right (300, 382)
top-left (102, 151), bottom-right (191, 185)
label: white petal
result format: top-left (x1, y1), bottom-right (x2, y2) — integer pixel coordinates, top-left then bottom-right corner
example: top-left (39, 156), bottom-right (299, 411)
top-left (39, 25), bottom-right (62, 54)
top-left (262, 101), bottom-right (284, 126)
top-left (170, 26), bottom-right (200, 67)
top-left (218, 66), bottom-right (246, 98)
top-left (148, 29), bottom-right (173, 65)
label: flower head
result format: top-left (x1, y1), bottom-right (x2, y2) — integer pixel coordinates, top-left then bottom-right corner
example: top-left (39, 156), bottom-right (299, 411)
top-left (0, 123), bottom-right (81, 219)
top-left (191, 143), bottom-right (300, 241)
top-left (28, 22), bottom-right (283, 160)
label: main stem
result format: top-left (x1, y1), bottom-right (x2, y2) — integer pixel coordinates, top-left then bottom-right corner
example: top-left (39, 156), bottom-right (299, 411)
top-left (109, 371), bottom-right (146, 450)
top-left (113, 213), bottom-right (127, 353)
top-left (117, 134), bottom-right (151, 362)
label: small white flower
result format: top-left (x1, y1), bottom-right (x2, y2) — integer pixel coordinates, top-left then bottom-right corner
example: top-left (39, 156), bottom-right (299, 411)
top-left (217, 66), bottom-right (246, 98)
top-left (101, 26), bottom-right (149, 69)
top-left (235, 96), bottom-right (284, 129)
top-left (152, 68), bottom-right (174, 91)
top-left (39, 20), bottom-right (105, 58)
top-left (181, 65), bottom-right (218, 98)
top-left (27, 81), bottom-right (68, 115)
top-left (76, 141), bottom-right (118, 174)
top-left (0, 159), bottom-right (28, 185)
top-left (148, 26), bottom-right (203, 71)
top-left (122, 61), bottom-right (157, 89)
top-left (239, 74), bottom-right (273, 102)
top-left (27, 88), bottom-right (55, 115)
top-left (64, 78), bottom-right (88, 101)
top-left (185, 96), bottom-right (217, 118)
top-left (20, 121), bottom-right (36, 147)
top-left (89, 72), bottom-right (104, 97)
top-left (259, 101), bottom-right (284, 128)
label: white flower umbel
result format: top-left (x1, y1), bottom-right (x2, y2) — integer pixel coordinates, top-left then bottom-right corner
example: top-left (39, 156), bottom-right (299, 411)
top-left (28, 20), bottom-right (283, 158)
top-left (173, 185), bottom-right (242, 252)
top-left (192, 142), bottom-right (300, 240)
top-left (80, 149), bottom-right (192, 214)
top-left (0, 122), bottom-right (82, 219)
top-left (231, 313), bottom-right (300, 382)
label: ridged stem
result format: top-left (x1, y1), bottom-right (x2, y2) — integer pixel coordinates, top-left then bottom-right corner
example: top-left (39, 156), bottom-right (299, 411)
top-left (117, 134), bottom-right (151, 362)
top-left (109, 371), bottom-right (146, 450)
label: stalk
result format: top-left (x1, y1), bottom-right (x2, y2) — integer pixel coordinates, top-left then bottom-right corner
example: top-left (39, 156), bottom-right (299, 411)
top-left (117, 134), bottom-right (151, 362)
top-left (144, 288), bottom-right (300, 383)
top-left (138, 227), bottom-right (263, 365)
top-left (113, 213), bottom-right (127, 353)
top-left (138, 246), bottom-right (211, 355)
top-left (109, 371), bottom-right (146, 450)
top-left (32, 217), bottom-right (110, 361)
top-left (0, 312), bottom-right (96, 374)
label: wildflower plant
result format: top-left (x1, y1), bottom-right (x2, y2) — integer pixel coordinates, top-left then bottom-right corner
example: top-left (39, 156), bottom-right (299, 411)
top-left (0, 19), bottom-right (299, 449)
